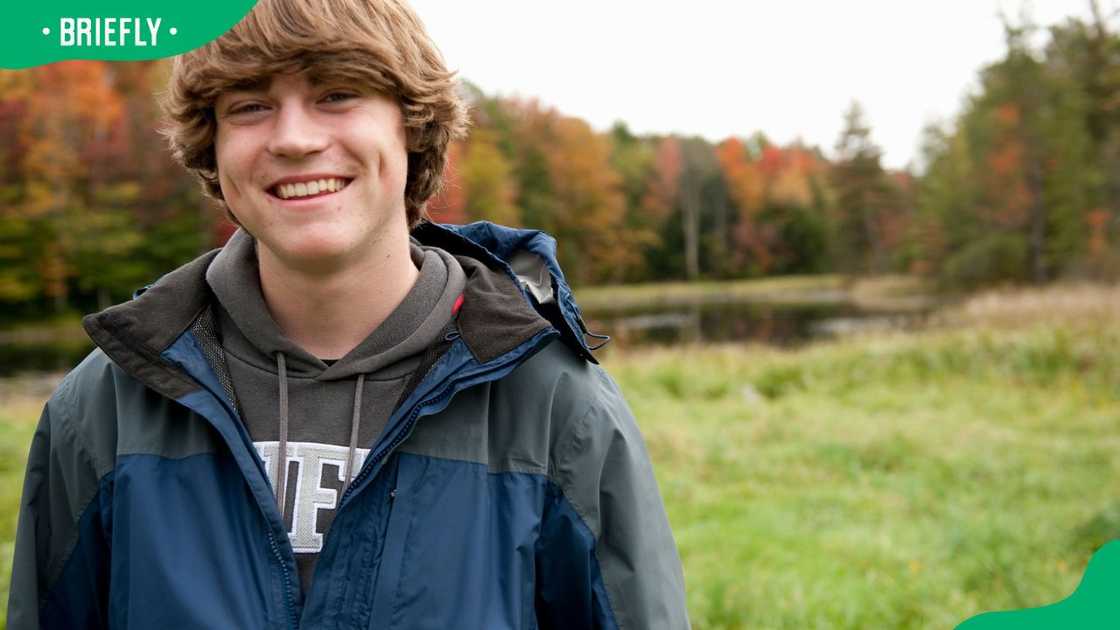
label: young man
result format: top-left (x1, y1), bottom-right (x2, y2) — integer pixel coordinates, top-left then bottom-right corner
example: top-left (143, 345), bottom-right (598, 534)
top-left (8, 0), bottom-right (689, 628)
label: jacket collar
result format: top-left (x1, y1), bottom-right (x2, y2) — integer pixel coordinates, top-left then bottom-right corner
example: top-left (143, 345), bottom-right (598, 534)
top-left (82, 248), bottom-right (219, 400)
top-left (81, 221), bottom-right (598, 401)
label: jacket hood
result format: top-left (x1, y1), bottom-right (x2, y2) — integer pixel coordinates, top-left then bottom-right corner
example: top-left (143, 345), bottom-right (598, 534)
top-left (81, 221), bottom-right (601, 402)
top-left (412, 221), bottom-right (603, 363)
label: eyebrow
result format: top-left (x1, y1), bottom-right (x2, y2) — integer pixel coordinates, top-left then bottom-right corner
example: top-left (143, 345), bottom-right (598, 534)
top-left (308, 73), bottom-right (356, 88)
top-left (226, 78), bottom-right (271, 94)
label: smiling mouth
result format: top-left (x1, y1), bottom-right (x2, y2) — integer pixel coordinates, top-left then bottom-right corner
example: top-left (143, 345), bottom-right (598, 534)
top-left (268, 177), bottom-right (353, 201)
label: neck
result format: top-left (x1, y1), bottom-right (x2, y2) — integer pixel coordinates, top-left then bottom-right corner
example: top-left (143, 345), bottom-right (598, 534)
top-left (256, 232), bottom-right (419, 361)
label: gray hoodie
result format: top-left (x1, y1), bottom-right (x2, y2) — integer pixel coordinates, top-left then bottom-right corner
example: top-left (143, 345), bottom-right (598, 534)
top-left (205, 229), bottom-right (466, 591)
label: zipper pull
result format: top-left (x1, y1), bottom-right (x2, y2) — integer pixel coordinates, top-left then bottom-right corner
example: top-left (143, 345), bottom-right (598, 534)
top-left (389, 488), bottom-right (397, 503)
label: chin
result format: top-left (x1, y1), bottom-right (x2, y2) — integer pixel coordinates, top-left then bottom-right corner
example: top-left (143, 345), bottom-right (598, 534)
top-left (290, 238), bottom-right (356, 261)
top-left (263, 232), bottom-right (359, 268)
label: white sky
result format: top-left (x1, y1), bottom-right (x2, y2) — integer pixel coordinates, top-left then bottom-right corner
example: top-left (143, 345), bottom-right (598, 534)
top-left (410, 1), bottom-right (1113, 170)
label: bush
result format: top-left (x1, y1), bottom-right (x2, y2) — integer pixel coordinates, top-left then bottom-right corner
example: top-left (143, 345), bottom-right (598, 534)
top-left (940, 234), bottom-right (1029, 290)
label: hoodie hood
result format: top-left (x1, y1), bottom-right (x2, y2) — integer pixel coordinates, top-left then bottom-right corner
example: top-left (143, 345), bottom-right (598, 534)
top-left (205, 228), bottom-right (466, 380)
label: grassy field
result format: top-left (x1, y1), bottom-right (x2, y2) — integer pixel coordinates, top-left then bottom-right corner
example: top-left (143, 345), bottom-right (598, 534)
top-left (0, 376), bottom-right (54, 630)
top-left (0, 283), bottom-right (1116, 628)
top-left (603, 283), bottom-right (1120, 628)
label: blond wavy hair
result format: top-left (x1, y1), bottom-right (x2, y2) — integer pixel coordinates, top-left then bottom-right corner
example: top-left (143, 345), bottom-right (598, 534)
top-left (159, 0), bottom-right (468, 227)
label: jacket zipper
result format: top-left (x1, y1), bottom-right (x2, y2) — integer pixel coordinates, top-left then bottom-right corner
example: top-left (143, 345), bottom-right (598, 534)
top-left (344, 375), bottom-right (455, 505)
top-left (338, 340), bottom-right (453, 507)
top-left (209, 393), bottom-right (300, 630)
top-left (339, 328), bottom-right (553, 508)
top-left (266, 526), bottom-right (299, 630)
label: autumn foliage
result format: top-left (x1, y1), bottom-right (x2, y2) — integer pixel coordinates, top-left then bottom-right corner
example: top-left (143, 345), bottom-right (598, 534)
top-left (3, 10), bottom-right (1120, 323)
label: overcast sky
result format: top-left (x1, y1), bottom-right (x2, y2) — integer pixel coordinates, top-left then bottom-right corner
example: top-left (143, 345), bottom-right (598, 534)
top-left (409, 1), bottom-right (1113, 171)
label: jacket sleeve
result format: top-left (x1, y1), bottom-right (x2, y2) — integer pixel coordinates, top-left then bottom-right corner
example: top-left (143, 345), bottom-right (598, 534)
top-left (7, 399), bottom-right (112, 630)
top-left (536, 366), bottom-right (690, 630)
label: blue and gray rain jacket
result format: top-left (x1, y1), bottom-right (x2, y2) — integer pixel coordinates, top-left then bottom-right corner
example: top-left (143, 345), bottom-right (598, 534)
top-left (7, 222), bottom-right (690, 629)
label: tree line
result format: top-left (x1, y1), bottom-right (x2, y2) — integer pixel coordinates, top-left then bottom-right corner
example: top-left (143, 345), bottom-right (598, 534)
top-left (0, 7), bottom-right (1117, 322)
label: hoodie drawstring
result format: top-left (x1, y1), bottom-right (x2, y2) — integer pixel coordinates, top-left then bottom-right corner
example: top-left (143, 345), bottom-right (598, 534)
top-left (274, 352), bottom-right (365, 525)
top-left (276, 353), bottom-right (290, 520)
top-left (344, 374), bottom-right (365, 493)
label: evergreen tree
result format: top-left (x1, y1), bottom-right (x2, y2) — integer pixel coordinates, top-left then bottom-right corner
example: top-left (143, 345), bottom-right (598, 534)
top-left (829, 101), bottom-right (894, 273)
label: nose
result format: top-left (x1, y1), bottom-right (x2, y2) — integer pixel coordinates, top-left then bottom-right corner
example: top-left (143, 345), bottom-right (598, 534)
top-left (266, 101), bottom-right (328, 159)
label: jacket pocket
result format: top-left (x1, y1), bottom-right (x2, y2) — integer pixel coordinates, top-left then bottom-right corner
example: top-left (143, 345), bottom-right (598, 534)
top-left (371, 452), bottom-right (545, 629)
top-left (365, 453), bottom-right (418, 629)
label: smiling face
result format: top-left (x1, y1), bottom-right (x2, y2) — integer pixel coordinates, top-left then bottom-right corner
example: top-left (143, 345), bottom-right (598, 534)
top-left (214, 71), bottom-right (409, 274)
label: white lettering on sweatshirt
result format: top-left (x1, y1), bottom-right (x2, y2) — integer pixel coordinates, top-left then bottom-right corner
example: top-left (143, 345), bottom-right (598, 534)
top-left (255, 441), bottom-right (371, 553)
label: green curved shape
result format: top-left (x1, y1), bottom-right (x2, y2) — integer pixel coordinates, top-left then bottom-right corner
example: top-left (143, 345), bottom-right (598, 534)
top-left (1, 1), bottom-right (258, 69)
top-left (957, 540), bottom-right (1120, 629)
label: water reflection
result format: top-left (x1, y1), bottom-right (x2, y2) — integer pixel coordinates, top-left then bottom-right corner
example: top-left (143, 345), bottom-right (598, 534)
top-left (584, 301), bottom-right (932, 349)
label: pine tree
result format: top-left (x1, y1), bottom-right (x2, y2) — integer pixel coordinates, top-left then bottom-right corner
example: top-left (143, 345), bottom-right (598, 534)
top-left (829, 101), bottom-right (893, 273)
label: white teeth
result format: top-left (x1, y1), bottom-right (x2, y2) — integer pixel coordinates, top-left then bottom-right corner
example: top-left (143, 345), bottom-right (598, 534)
top-left (274, 178), bottom-right (348, 199)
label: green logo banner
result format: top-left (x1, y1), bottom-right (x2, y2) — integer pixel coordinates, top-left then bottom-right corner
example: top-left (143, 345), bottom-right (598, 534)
top-left (1, 1), bottom-right (258, 69)
top-left (957, 540), bottom-right (1120, 628)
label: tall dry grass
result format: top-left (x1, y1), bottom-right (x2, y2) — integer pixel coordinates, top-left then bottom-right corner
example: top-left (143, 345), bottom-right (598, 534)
top-left (939, 283), bottom-right (1120, 329)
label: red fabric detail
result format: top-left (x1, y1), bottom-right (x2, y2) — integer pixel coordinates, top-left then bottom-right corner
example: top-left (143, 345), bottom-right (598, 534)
top-left (452, 293), bottom-right (465, 316)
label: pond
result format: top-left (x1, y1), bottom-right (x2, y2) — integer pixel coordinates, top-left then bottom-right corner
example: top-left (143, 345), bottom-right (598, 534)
top-left (581, 299), bottom-right (935, 349)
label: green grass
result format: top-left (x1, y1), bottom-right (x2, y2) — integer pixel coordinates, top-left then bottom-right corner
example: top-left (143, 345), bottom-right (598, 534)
top-left (0, 395), bottom-right (40, 630)
top-left (604, 316), bottom-right (1119, 628)
top-left (0, 284), bottom-right (1116, 628)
